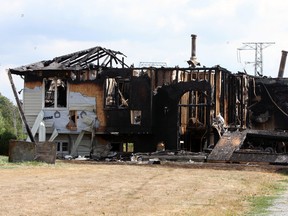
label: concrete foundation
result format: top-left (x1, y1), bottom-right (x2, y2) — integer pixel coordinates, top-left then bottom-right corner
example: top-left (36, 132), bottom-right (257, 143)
top-left (9, 140), bottom-right (56, 164)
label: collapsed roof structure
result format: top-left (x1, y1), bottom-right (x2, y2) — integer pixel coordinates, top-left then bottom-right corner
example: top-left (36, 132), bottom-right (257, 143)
top-left (10, 46), bottom-right (129, 73)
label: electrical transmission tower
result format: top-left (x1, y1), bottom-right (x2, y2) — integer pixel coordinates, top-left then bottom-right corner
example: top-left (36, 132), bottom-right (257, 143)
top-left (237, 42), bottom-right (275, 76)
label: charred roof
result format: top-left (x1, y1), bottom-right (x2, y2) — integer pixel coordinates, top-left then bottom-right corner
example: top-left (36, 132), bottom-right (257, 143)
top-left (9, 46), bottom-right (129, 75)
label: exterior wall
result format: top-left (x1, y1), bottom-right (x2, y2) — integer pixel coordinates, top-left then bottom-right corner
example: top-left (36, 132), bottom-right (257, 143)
top-left (70, 83), bottom-right (106, 131)
top-left (23, 81), bottom-right (98, 134)
top-left (23, 80), bottom-right (99, 156)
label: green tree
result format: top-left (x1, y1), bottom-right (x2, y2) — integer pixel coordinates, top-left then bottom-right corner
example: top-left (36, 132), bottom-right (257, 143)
top-left (0, 94), bottom-right (16, 132)
top-left (0, 111), bottom-right (5, 134)
top-left (0, 93), bottom-right (25, 155)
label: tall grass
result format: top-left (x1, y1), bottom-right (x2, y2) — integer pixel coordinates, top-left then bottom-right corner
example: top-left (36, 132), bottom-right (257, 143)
top-left (0, 155), bottom-right (8, 164)
top-left (0, 155), bottom-right (49, 168)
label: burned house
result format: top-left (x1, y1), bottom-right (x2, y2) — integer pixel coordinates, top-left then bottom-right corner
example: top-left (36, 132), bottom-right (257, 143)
top-left (8, 36), bottom-right (288, 163)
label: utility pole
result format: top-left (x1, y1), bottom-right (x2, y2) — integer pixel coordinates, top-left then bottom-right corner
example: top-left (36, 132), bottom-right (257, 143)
top-left (238, 42), bottom-right (275, 76)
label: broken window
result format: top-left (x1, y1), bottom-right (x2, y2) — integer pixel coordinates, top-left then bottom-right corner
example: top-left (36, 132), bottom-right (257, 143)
top-left (44, 78), bottom-right (67, 108)
top-left (130, 110), bottom-right (142, 125)
top-left (89, 70), bottom-right (97, 80)
top-left (105, 78), bottom-right (130, 108)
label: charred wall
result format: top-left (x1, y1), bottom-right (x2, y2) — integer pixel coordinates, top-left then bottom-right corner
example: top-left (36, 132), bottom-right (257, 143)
top-left (153, 80), bottom-right (212, 151)
top-left (248, 78), bottom-right (288, 130)
top-left (104, 75), bottom-right (152, 133)
top-left (15, 63), bottom-right (288, 155)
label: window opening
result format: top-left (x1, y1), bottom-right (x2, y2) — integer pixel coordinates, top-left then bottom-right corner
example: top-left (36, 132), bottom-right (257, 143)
top-left (62, 142), bottom-right (69, 152)
top-left (111, 142), bottom-right (134, 152)
top-left (70, 72), bottom-right (77, 81)
top-left (130, 110), bottom-right (142, 125)
top-left (80, 71), bottom-right (88, 81)
top-left (66, 110), bottom-right (77, 131)
top-left (45, 79), bottom-right (55, 107)
top-left (123, 142), bottom-right (134, 152)
top-left (56, 141), bottom-right (69, 158)
top-left (105, 78), bottom-right (130, 108)
top-left (110, 143), bottom-right (122, 152)
top-left (105, 78), bottom-right (117, 106)
top-left (44, 78), bottom-right (67, 108)
top-left (89, 70), bottom-right (97, 80)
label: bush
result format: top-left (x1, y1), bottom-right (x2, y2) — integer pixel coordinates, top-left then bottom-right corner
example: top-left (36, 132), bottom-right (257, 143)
top-left (0, 131), bottom-right (17, 156)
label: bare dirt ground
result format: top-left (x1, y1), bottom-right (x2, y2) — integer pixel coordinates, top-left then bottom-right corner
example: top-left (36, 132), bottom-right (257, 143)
top-left (0, 161), bottom-right (287, 216)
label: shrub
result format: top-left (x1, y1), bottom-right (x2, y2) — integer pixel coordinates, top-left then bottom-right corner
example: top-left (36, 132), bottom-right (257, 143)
top-left (0, 131), bottom-right (17, 156)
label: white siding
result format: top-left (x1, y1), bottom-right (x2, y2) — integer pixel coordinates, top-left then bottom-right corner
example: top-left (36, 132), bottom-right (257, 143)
top-left (69, 92), bottom-right (95, 111)
top-left (23, 86), bottom-right (42, 128)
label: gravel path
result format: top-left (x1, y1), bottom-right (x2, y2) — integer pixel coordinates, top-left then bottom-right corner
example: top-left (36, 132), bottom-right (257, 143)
top-left (267, 186), bottom-right (288, 216)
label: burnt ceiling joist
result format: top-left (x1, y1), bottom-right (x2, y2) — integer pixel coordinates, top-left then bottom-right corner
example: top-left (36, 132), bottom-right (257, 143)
top-left (9, 46), bottom-right (129, 74)
top-left (53, 46), bottom-right (128, 68)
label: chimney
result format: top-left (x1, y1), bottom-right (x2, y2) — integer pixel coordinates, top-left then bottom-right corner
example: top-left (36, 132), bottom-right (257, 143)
top-left (278, 50), bottom-right (288, 78)
top-left (187, 34), bottom-right (200, 67)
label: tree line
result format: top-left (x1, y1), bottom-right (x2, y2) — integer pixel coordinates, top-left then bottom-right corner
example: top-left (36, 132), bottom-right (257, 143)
top-left (0, 93), bottom-right (26, 155)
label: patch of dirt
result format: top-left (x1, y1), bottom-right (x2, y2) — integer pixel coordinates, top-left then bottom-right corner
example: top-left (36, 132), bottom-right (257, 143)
top-left (0, 161), bottom-right (287, 216)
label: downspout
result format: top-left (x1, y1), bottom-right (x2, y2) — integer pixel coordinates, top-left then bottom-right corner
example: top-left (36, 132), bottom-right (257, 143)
top-left (7, 70), bottom-right (35, 143)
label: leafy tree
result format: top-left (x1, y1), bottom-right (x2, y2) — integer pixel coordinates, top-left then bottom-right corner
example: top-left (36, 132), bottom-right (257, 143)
top-left (0, 94), bottom-right (16, 132)
top-left (0, 111), bottom-right (5, 135)
top-left (0, 93), bottom-right (26, 155)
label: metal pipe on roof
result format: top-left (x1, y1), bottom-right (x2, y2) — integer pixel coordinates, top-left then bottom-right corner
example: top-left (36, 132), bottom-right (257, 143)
top-left (187, 34), bottom-right (200, 67)
top-left (278, 50), bottom-right (288, 78)
top-left (191, 34), bottom-right (197, 61)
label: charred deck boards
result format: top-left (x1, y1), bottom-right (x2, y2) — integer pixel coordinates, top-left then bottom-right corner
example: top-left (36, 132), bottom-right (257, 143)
top-left (207, 131), bottom-right (247, 162)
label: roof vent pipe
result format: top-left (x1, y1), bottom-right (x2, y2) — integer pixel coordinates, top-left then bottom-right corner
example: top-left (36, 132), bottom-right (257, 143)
top-left (187, 34), bottom-right (200, 67)
top-left (278, 50), bottom-right (288, 78)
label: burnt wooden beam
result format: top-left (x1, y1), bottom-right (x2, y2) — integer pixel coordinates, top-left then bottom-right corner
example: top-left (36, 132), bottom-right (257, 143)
top-left (77, 47), bottom-right (101, 65)
top-left (7, 70), bottom-right (35, 143)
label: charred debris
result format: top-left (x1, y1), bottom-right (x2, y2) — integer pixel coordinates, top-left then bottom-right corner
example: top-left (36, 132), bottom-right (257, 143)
top-left (8, 35), bottom-right (288, 165)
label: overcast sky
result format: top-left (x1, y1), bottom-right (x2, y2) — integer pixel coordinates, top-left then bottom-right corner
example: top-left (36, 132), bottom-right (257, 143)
top-left (1, 0), bottom-right (288, 103)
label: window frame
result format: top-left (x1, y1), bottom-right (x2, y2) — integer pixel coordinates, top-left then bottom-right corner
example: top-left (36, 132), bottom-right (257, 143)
top-left (56, 141), bottom-right (69, 158)
top-left (43, 77), bottom-right (68, 109)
